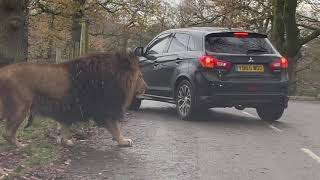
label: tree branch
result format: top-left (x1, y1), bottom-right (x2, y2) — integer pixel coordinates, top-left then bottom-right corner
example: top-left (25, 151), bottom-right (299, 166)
top-left (297, 23), bottom-right (320, 31)
top-left (297, 13), bottom-right (320, 23)
top-left (96, 2), bottom-right (120, 14)
top-left (299, 29), bottom-right (320, 46)
top-left (33, 0), bottom-right (62, 16)
top-left (188, 14), bottom-right (224, 26)
top-left (89, 32), bottom-right (123, 38)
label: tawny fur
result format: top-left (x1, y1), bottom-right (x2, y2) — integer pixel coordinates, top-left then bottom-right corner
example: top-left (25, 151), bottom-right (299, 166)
top-left (0, 51), bottom-right (146, 147)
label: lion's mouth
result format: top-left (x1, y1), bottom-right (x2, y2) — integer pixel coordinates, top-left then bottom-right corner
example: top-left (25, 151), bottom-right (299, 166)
top-left (136, 89), bottom-right (145, 96)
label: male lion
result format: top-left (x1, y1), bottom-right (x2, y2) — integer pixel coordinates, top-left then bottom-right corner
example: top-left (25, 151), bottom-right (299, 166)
top-left (0, 51), bottom-right (146, 147)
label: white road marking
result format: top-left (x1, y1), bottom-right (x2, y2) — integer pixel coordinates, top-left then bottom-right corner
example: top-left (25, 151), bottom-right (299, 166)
top-left (241, 111), bottom-right (256, 118)
top-left (268, 124), bottom-right (282, 132)
top-left (301, 148), bottom-right (320, 163)
top-left (241, 111), bottom-right (282, 132)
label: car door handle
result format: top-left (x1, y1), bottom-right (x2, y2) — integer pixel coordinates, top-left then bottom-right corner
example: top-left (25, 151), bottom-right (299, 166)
top-left (176, 58), bottom-right (182, 64)
top-left (153, 61), bottom-right (159, 67)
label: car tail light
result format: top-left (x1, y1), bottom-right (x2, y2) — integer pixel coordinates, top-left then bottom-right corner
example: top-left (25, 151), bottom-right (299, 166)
top-left (270, 57), bottom-right (288, 71)
top-left (199, 55), bottom-right (231, 70)
top-left (234, 32), bottom-right (249, 38)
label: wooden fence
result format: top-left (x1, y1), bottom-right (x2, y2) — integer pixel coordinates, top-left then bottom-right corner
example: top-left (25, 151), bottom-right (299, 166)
top-left (55, 19), bottom-right (89, 63)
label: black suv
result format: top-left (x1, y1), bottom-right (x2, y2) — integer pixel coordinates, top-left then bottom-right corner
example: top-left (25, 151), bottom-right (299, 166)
top-left (131, 27), bottom-right (289, 121)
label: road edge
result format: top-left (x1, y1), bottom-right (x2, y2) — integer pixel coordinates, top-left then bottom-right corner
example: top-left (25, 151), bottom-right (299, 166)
top-left (289, 96), bottom-right (320, 101)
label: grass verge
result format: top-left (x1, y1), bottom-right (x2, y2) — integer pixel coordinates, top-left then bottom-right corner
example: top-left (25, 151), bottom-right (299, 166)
top-left (0, 117), bottom-right (63, 178)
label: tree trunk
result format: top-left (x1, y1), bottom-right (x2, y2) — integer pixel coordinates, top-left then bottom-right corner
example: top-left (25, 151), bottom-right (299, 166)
top-left (79, 19), bottom-right (89, 56)
top-left (71, 12), bottom-right (82, 43)
top-left (71, 0), bottom-right (86, 44)
top-left (0, 0), bottom-right (29, 66)
top-left (271, 0), bottom-right (285, 54)
top-left (271, 0), bottom-right (301, 95)
top-left (283, 0), bottom-right (299, 95)
top-left (47, 15), bottom-right (55, 62)
top-left (288, 56), bottom-right (298, 95)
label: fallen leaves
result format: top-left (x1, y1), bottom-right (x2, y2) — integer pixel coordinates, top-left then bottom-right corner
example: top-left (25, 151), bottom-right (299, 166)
top-left (64, 159), bottom-right (72, 165)
top-left (0, 167), bottom-right (13, 179)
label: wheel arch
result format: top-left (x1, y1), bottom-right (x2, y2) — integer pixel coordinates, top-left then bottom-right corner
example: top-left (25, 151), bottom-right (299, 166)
top-left (173, 74), bottom-right (194, 98)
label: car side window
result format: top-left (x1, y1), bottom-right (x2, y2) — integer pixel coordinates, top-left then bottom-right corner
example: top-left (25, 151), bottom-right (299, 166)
top-left (147, 34), bottom-right (171, 55)
top-left (188, 36), bottom-right (196, 51)
top-left (168, 33), bottom-right (190, 53)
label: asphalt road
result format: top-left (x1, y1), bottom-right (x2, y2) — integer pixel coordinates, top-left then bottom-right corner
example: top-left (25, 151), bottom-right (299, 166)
top-left (60, 100), bottom-right (320, 180)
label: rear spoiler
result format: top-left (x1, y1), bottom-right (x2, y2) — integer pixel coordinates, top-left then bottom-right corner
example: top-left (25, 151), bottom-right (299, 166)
top-left (206, 32), bottom-right (268, 38)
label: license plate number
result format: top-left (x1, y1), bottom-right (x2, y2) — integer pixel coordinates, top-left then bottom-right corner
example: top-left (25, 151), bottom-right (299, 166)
top-left (237, 64), bottom-right (264, 72)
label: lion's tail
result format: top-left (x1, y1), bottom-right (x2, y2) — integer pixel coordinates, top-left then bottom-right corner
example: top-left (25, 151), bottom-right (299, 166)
top-left (0, 99), bottom-right (4, 121)
top-left (0, 83), bottom-right (7, 122)
top-left (0, 95), bottom-right (4, 122)
top-left (0, 92), bottom-right (3, 122)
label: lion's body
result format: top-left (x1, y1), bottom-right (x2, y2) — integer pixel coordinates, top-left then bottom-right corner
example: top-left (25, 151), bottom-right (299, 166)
top-left (0, 52), bottom-right (146, 147)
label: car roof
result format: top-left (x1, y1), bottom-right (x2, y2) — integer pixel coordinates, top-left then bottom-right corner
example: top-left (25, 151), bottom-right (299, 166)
top-left (162, 27), bottom-right (258, 36)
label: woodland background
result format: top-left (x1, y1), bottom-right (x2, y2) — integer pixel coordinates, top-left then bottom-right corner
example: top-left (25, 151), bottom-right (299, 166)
top-left (0, 0), bottom-right (320, 96)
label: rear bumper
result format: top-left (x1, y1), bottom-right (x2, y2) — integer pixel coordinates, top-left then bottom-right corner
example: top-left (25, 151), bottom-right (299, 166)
top-left (199, 94), bottom-right (288, 108)
top-left (196, 80), bottom-right (289, 108)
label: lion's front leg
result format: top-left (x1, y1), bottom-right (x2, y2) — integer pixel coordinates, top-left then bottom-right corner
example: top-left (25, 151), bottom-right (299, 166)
top-left (105, 120), bottom-right (133, 147)
top-left (56, 123), bottom-right (74, 146)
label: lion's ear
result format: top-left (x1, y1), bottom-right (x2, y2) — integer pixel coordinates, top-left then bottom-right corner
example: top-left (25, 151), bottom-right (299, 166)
top-left (126, 48), bottom-right (138, 60)
top-left (126, 48), bottom-right (133, 54)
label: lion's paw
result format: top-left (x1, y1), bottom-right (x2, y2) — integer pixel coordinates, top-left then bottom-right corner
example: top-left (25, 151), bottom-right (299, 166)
top-left (65, 139), bottom-right (75, 146)
top-left (57, 136), bottom-right (74, 146)
top-left (118, 138), bottom-right (133, 147)
top-left (56, 135), bottom-right (62, 144)
top-left (16, 142), bottom-right (28, 148)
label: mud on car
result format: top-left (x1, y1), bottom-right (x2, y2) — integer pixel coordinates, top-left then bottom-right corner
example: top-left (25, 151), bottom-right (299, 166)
top-left (131, 27), bottom-right (289, 121)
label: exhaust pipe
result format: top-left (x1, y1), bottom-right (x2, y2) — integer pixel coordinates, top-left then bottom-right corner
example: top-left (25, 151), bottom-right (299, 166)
top-left (235, 105), bottom-right (245, 110)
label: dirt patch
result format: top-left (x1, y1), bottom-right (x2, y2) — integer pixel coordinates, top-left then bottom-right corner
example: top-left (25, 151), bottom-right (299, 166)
top-left (0, 113), bottom-right (131, 179)
top-left (0, 118), bottom-right (71, 179)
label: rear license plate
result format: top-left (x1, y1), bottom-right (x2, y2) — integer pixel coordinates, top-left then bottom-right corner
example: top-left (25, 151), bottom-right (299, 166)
top-left (237, 64), bottom-right (264, 72)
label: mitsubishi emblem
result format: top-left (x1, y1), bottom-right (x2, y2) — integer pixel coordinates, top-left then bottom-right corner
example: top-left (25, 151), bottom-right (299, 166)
top-left (248, 57), bottom-right (254, 63)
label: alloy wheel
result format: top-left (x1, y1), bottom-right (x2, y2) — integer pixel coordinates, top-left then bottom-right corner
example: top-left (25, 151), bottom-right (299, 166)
top-left (177, 84), bottom-right (192, 116)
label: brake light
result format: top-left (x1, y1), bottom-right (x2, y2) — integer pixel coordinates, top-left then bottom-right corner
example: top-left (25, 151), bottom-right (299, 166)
top-left (234, 32), bottom-right (249, 38)
top-left (199, 56), bottom-right (215, 68)
top-left (270, 57), bottom-right (288, 71)
top-left (280, 57), bottom-right (288, 68)
top-left (199, 55), bottom-right (231, 70)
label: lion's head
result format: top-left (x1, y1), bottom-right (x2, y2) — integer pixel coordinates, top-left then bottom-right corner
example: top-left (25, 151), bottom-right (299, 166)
top-left (123, 48), bottom-right (146, 97)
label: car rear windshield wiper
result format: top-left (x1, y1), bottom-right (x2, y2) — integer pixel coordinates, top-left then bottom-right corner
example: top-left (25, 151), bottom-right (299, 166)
top-left (247, 48), bottom-right (268, 54)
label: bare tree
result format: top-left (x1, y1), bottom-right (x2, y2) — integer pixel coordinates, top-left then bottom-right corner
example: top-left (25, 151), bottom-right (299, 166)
top-left (0, 0), bottom-right (29, 66)
top-left (271, 0), bottom-right (320, 94)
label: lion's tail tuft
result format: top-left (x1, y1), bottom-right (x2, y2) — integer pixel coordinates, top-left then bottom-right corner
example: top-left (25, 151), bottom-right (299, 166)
top-left (0, 97), bottom-right (4, 122)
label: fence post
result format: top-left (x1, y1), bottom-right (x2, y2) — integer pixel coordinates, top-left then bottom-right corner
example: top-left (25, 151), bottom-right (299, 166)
top-left (55, 48), bottom-right (62, 63)
top-left (66, 43), bottom-right (73, 60)
top-left (80, 18), bottom-right (89, 56)
top-left (75, 42), bottom-right (80, 58)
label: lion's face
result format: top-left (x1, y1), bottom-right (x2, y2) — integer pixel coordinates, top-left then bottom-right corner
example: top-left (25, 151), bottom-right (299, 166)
top-left (135, 72), bottom-right (146, 96)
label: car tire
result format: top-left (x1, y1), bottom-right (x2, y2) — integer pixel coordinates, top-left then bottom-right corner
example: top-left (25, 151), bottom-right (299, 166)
top-left (128, 98), bottom-right (142, 111)
top-left (175, 80), bottom-right (199, 120)
top-left (256, 104), bottom-right (284, 121)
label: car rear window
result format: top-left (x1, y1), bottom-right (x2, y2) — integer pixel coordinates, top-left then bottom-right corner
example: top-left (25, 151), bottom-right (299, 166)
top-left (205, 35), bottom-right (275, 54)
